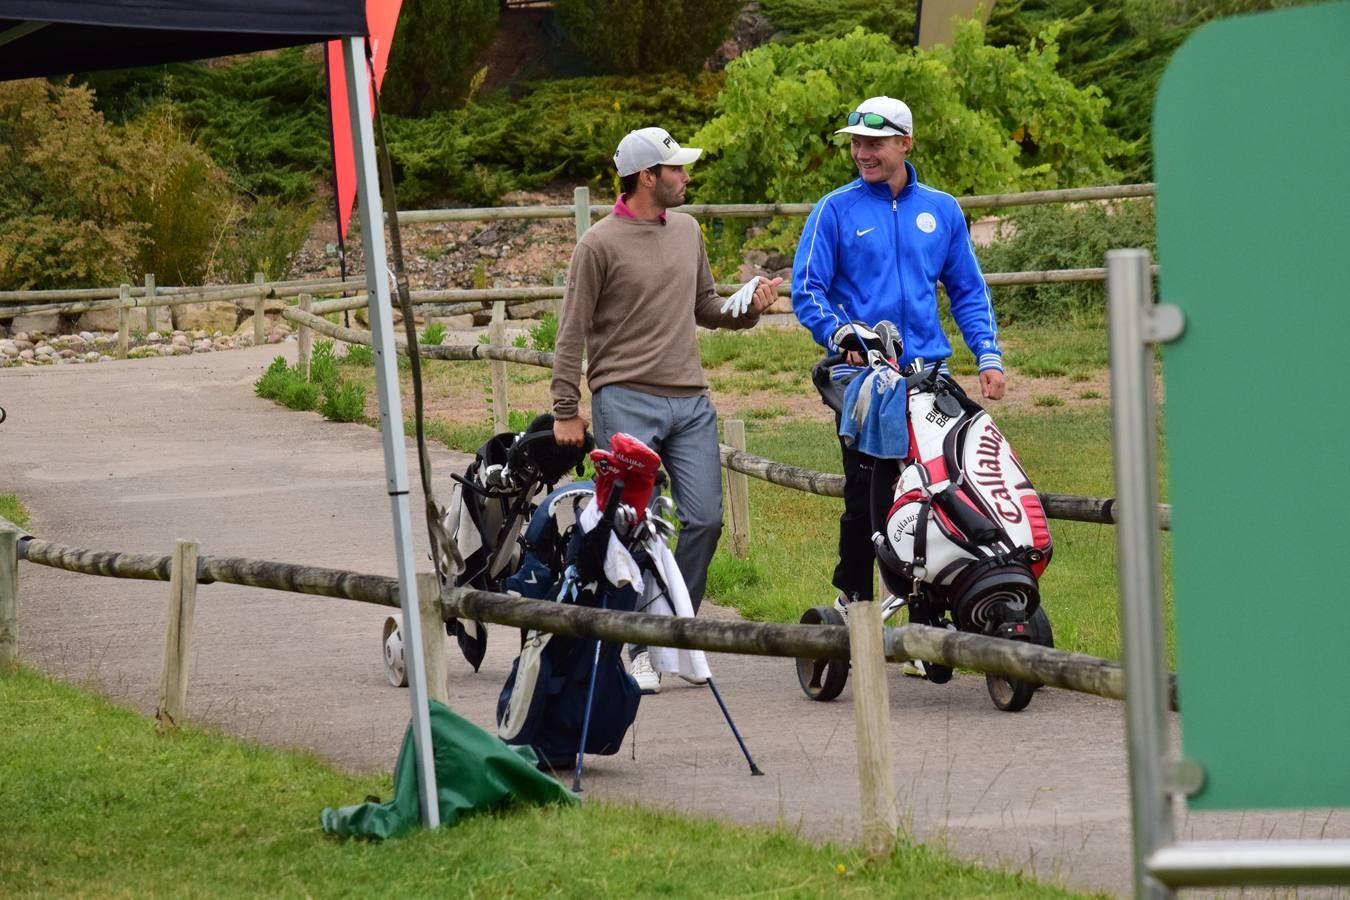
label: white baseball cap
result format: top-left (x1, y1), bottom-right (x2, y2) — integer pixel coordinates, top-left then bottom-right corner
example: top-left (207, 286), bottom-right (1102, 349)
top-left (613, 127), bottom-right (703, 177)
top-left (835, 96), bottom-right (913, 138)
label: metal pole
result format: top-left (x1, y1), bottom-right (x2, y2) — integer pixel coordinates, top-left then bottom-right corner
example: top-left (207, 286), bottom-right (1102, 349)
top-left (342, 36), bottom-right (440, 830)
top-left (1107, 248), bottom-right (1173, 899)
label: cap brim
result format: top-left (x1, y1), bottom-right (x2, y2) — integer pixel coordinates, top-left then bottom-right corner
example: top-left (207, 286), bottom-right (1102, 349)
top-left (665, 147), bottom-right (702, 166)
top-left (835, 125), bottom-right (906, 137)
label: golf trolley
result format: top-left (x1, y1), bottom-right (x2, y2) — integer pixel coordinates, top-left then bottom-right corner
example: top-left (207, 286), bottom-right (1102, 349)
top-left (794, 322), bottom-right (1056, 712)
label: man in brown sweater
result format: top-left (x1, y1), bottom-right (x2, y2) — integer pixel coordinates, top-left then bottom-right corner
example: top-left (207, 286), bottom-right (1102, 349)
top-left (551, 126), bottom-right (781, 693)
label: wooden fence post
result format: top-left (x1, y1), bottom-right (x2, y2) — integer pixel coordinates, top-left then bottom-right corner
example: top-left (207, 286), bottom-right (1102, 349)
top-left (144, 273), bottom-right (156, 335)
top-left (848, 600), bottom-right (899, 858)
top-left (565, 186), bottom-right (590, 319)
top-left (297, 293), bottom-right (313, 378)
top-left (156, 539), bottom-right (199, 731)
top-left (253, 272), bottom-right (267, 347)
top-left (0, 527), bottom-right (17, 673)
top-left (489, 300), bottom-right (508, 433)
top-left (118, 283), bottom-right (131, 356)
top-left (725, 419), bottom-right (751, 557)
top-left (417, 572), bottom-right (449, 706)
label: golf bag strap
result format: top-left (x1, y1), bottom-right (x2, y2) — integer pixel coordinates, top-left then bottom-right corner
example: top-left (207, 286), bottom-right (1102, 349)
top-left (913, 498), bottom-right (930, 573)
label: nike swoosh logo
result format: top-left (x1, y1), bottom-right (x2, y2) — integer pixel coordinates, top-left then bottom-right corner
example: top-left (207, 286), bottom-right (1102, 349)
top-left (856, 227), bottom-right (876, 237)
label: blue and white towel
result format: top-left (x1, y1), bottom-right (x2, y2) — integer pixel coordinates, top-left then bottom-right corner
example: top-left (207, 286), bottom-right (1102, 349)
top-left (838, 364), bottom-right (910, 459)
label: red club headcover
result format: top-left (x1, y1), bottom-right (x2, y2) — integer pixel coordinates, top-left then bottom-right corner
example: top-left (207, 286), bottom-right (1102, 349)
top-left (590, 433), bottom-right (662, 521)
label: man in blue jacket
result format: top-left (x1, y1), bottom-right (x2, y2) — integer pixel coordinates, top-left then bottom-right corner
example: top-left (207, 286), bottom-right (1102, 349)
top-left (792, 95), bottom-right (1005, 620)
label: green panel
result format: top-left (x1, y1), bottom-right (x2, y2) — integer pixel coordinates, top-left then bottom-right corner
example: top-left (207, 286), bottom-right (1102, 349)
top-left (1154, 2), bottom-right (1350, 810)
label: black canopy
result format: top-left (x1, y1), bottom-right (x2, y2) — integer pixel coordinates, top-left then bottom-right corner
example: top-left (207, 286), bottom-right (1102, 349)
top-left (0, 1), bottom-right (367, 80)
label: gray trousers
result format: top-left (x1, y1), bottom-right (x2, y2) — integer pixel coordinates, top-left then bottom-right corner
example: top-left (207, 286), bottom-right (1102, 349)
top-left (591, 385), bottom-right (724, 658)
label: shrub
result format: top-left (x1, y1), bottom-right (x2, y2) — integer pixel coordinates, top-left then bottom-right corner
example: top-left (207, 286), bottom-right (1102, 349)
top-left (342, 344), bottom-right (374, 367)
top-left (128, 114), bottom-right (235, 286)
top-left (255, 356), bottom-right (293, 398)
top-left (977, 198), bottom-right (1156, 323)
top-left (384, 74), bottom-right (720, 205)
top-left (0, 80), bottom-right (145, 289)
top-left (760, 0), bottom-right (916, 45)
top-left (553, 0), bottom-right (743, 75)
top-left (309, 339), bottom-right (339, 388)
top-left (529, 313), bottom-right (558, 352)
top-left (214, 197), bottom-right (316, 283)
top-left (320, 378), bottom-right (368, 423)
top-left (420, 321), bottom-right (446, 346)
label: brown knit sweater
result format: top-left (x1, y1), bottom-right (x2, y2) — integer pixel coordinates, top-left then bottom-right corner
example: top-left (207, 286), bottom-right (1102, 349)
top-left (550, 211), bottom-right (759, 420)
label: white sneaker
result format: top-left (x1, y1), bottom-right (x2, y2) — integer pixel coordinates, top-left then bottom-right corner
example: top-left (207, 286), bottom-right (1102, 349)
top-left (678, 672), bottom-right (709, 686)
top-left (832, 594), bottom-right (850, 622)
top-left (631, 651), bottom-right (660, 694)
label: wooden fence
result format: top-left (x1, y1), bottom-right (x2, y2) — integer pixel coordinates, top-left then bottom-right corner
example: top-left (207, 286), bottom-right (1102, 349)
top-left (2, 182), bottom-right (1164, 851)
top-left (0, 499), bottom-right (1173, 855)
top-left (2, 182), bottom-right (1157, 326)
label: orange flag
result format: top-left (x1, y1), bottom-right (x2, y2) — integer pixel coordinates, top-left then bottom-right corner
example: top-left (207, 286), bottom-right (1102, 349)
top-left (326, 0), bottom-right (402, 243)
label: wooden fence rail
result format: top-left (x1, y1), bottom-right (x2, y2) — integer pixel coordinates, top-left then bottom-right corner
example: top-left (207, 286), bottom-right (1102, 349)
top-left (0, 514), bottom-right (1175, 710)
top-left (2, 181), bottom-right (1155, 314)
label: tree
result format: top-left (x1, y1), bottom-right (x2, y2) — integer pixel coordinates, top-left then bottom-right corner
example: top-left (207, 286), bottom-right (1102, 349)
top-left (553, 0), bottom-right (743, 75)
top-left (381, 0), bottom-right (500, 117)
top-left (0, 80), bottom-right (145, 289)
top-left (690, 23), bottom-right (1122, 208)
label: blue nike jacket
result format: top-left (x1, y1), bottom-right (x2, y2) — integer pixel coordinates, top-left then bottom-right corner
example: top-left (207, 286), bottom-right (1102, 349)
top-left (791, 161), bottom-right (1002, 372)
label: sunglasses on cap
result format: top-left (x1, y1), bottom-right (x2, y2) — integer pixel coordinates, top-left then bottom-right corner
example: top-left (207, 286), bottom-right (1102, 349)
top-left (846, 110), bottom-right (909, 135)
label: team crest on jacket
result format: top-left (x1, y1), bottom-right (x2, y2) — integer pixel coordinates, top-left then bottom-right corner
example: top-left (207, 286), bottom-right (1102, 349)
top-left (915, 212), bottom-right (937, 233)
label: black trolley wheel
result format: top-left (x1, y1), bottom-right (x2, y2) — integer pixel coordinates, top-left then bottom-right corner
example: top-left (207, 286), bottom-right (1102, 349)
top-left (795, 605), bottom-right (849, 701)
top-left (985, 606), bottom-right (1054, 711)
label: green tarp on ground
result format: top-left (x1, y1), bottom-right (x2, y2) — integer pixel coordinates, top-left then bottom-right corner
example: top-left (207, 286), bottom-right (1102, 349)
top-left (320, 700), bottom-right (578, 839)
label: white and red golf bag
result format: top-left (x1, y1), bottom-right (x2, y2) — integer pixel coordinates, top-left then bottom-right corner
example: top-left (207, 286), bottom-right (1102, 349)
top-left (873, 364), bottom-right (1052, 634)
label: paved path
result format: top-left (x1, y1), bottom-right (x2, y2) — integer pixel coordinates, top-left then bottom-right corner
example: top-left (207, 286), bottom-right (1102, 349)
top-left (2, 347), bottom-right (1344, 898)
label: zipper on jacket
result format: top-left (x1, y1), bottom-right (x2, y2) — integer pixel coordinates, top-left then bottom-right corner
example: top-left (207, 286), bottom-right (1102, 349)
top-left (892, 196), bottom-right (904, 349)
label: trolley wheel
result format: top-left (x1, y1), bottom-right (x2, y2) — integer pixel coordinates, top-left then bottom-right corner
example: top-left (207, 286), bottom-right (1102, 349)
top-left (1027, 605), bottom-right (1054, 691)
top-left (986, 669), bottom-right (1035, 712)
top-left (795, 606), bottom-right (849, 701)
top-left (382, 616), bottom-right (407, 687)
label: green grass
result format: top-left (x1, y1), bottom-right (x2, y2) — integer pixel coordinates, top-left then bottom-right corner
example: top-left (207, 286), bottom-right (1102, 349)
top-left (0, 667), bottom-right (1092, 899)
top-left (0, 494), bottom-right (28, 528)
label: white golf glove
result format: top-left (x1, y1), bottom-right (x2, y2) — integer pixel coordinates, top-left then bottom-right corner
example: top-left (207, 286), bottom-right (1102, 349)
top-left (720, 275), bottom-right (761, 318)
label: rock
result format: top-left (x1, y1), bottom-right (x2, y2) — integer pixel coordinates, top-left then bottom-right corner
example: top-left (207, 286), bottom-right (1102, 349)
top-left (146, 331), bottom-right (163, 343)
top-left (171, 333), bottom-right (191, 347)
top-left (9, 313), bottom-right (60, 334)
top-left (193, 344), bottom-right (212, 353)
top-left (13, 332), bottom-right (30, 343)
top-left (174, 299), bottom-right (241, 334)
top-left (508, 300), bottom-right (554, 320)
top-left (75, 310), bottom-right (122, 332)
top-left (192, 330), bottom-right (207, 340)
top-left (19, 349), bottom-right (35, 361)
top-left (159, 345), bottom-right (176, 356)
top-left (763, 252), bottom-right (793, 271)
top-left (79, 331), bottom-right (96, 343)
top-left (94, 335), bottom-right (117, 349)
top-left (11, 339), bottom-right (35, 352)
top-left (58, 349), bottom-right (76, 359)
top-left (35, 345), bottom-right (55, 357)
top-left (438, 314), bottom-right (475, 330)
top-left (0, 340), bottom-right (17, 357)
top-left (265, 332), bottom-right (284, 345)
top-left (84, 352), bottom-right (100, 363)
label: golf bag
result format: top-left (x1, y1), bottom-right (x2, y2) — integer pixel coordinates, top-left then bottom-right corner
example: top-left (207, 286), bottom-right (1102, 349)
top-left (439, 413), bottom-right (592, 670)
top-left (495, 434), bottom-right (662, 768)
top-left (872, 362), bottom-right (1053, 633)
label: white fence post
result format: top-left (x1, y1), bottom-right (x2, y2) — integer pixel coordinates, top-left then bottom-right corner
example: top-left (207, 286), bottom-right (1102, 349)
top-left (0, 526), bottom-right (17, 673)
top-left (725, 420), bottom-right (751, 558)
top-left (848, 600), bottom-right (898, 857)
top-left (144, 273), bottom-right (157, 335)
top-left (156, 539), bottom-right (199, 731)
top-left (489, 300), bottom-right (508, 433)
top-left (417, 572), bottom-right (449, 706)
top-left (565, 185), bottom-right (590, 319)
top-left (118, 284), bottom-right (131, 356)
top-left (252, 272), bottom-right (267, 347)
top-left (297, 293), bottom-right (313, 378)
